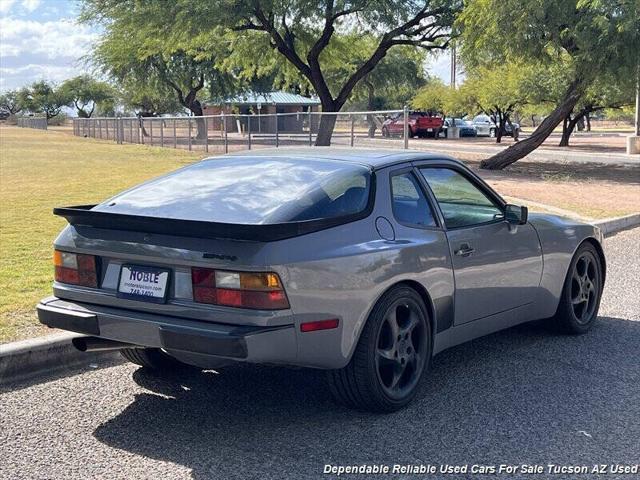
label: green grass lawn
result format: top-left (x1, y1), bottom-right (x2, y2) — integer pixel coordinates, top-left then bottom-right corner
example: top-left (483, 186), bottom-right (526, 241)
top-left (0, 126), bottom-right (205, 343)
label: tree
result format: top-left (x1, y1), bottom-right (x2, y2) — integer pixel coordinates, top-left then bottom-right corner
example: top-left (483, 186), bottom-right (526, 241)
top-left (558, 75), bottom-right (636, 146)
top-left (59, 75), bottom-right (115, 118)
top-left (459, 0), bottom-right (640, 169)
top-left (348, 44), bottom-right (428, 136)
top-left (412, 77), bottom-right (457, 137)
top-left (604, 105), bottom-right (635, 126)
top-left (0, 90), bottom-right (24, 115)
top-left (412, 78), bottom-right (450, 114)
top-left (130, 0), bottom-right (461, 145)
top-left (18, 81), bottom-right (69, 120)
top-left (414, 76), bottom-right (517, 139)
top-left (116, 77), bottom-right (183, 116)
top-left (115, 79), bottom-right (185, 137)
top-left (461, 63), bottom-right (531, 142)
top-left (81, 1), bottom-right (241, 139)
top-left (413, 76), bottom-right (474, 115)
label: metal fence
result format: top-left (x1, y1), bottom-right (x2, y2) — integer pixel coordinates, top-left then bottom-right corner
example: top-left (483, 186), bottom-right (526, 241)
top-left (17, 117), bottom-right (48, 130)
top-left (72, 108), bottom-right (411, 153)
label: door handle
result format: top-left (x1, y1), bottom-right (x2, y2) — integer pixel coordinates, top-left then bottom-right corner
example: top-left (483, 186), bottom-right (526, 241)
top-left (455, 244), bottom-right (475, 257)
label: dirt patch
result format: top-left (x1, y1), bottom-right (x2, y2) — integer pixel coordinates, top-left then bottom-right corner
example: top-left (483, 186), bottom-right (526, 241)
top-left (466, 160), bottom-right (640, 219)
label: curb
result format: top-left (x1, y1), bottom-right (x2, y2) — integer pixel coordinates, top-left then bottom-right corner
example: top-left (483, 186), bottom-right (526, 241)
top-left (0, 332), bottom-right (121, 385)
top-left (594, 213), bottom-right (640, 236)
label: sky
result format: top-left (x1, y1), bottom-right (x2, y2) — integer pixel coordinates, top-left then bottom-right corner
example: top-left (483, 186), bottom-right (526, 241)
top-left (0, 0), bottom-right (98, 92)
top-left (0, 0), bottom-right (452, 93)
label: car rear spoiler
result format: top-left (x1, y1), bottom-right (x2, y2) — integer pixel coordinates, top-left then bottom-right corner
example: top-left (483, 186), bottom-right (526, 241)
top-left (53, 205), bottom-right (365, 242)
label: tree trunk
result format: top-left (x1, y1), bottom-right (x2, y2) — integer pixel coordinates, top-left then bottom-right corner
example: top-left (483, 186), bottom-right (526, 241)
top-left (313, 97), bottom-right (344, 146)
top-left (194, 117), bottom-right (207, 140)
top-left (480, 78), bottom-right (585, 170)
top-left (315, 114), bottom-right (338, 146)
top-left (585, 112), bottom-right (591, 131)
top-left (138, 112), bottom-right (154, 137)
top-left (367, 115), bottom-right (377, 138)
top-left (531, 115), bottom-right (536, 127)
top-left (576, 116), bottom-right (585, 131)
top-left (495, 111), bottom-right (503, 143)
top-left (559, 114), bottom-right (581, 147)
top-left (188, 100), bottom-right (207, 140)
top-left (559, 114), bottom-right (571, 147)
top-left (365, 81), bottom-right (376, 138)
top-left (507, 117), bottom-right (519, 141)
top-left (434, 111), bottom-right (444, 140)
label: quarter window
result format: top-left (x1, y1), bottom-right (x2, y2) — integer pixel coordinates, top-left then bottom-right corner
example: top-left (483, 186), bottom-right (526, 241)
top-left (419, 168), bottom-right (503, 228)
top-left (390, 172), bottom-right (436, 227)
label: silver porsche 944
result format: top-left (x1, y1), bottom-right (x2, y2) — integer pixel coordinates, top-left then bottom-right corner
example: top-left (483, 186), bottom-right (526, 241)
top-left (38, 149), bottom-right (605, 412)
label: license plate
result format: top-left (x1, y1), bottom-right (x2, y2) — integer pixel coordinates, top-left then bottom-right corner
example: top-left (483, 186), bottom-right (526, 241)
top-left (427, 128), bottom-right (433, 132)
top-left (117, 265), bottom-right (170, 303)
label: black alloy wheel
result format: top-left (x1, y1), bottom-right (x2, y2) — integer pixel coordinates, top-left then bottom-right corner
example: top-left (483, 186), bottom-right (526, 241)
top-left (551, 242), bottom-right (603, 334)
top-left (375, 298), bottom-right (428, 400)
top-left (327, 286), bottom-right (431, 412)
top-left (569, 250), bottom-right (600, 325)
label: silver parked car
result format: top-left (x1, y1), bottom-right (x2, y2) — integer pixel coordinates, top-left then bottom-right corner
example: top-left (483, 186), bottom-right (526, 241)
top-left (472, 114), bottom-right (520, 137)
top-left (38, 149), bottom-right (605, 412)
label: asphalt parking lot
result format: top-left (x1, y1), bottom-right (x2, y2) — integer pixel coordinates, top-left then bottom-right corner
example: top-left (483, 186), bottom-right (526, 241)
top-left (1, 228), bottom-right (638, 480)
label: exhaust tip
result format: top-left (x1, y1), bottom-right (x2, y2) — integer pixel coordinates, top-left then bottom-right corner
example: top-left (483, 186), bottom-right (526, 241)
top-left (72, 337), bottom-right (88, 352)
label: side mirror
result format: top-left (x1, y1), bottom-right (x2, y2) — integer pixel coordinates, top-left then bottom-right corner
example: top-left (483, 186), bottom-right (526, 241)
top-left (505, 204), bottom-right (528, 225)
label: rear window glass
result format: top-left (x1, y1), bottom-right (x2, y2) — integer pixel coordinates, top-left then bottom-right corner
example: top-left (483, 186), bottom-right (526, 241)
top-left (105, 157), bottom-right (372, 224)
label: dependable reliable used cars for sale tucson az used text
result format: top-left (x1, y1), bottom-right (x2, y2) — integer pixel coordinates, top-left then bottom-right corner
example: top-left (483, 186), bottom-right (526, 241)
top-left (38, 148), bottom-right (606, 412)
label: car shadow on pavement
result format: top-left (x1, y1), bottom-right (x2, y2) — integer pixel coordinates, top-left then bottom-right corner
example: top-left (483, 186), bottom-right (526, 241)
top-left (93, 316), bottom-right (640, 480)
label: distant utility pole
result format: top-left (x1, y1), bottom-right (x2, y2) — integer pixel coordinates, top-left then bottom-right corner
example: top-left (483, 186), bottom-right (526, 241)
top-left (450, 43), bottom-right (457, 88)
top-left (635, 68), bottom-right (639, 136)
top-left (628, 64), bottom-right (639, 154)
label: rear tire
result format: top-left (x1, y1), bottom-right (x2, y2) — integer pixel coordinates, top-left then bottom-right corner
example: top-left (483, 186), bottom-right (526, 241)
top-left (120, 347), bottom-right (193, 370)
top-left (327, 286), bottom-right (431, 412)
top-left (550, 242), bottom-right (603, 334)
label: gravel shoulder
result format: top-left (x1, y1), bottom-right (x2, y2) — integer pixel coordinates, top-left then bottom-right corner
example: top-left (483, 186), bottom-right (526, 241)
top-left (0, 229), bottom-right (638, 480)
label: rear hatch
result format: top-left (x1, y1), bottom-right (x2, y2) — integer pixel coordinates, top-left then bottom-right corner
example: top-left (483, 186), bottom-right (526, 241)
top-left (53, 156), bottom-right (373, 322)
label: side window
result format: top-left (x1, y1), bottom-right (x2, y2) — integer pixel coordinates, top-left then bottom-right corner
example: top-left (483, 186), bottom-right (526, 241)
top-left (419, 167), bottom-right (503, 229)
top-left (390, 172), bottom-right (437, 228)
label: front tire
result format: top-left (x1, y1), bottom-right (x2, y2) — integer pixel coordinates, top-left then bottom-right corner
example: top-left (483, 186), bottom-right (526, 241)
top-left (327, 286), bottom-right (431, 412)
top-left (120, 347), bottom-right (194, 370)
top-left (551, 242), bottom-right (603, 334)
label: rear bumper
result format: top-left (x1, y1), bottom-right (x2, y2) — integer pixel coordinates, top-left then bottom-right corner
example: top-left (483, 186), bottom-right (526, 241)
top-left (37, 296), bottom-right (297, 365)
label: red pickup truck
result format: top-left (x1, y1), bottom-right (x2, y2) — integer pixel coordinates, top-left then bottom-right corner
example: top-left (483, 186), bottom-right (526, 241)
top-left (381, 111), bottom-right (444, 138)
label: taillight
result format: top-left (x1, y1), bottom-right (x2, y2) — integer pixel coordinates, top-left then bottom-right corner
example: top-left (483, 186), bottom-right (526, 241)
top-left (191, 268), bottom-right (289, 310)
top-left (54, 250), bottom-right (98, 287)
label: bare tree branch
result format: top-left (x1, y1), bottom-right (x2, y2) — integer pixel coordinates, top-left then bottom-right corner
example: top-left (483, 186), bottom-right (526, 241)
top-left (251, 6), bottom-right (312, 79)
top-left (306, 0), bottom-right (338, 103)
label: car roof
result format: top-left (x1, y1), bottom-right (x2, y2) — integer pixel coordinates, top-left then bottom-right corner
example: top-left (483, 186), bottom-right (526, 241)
top-left (218, 147), bottom-right (459, 169)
